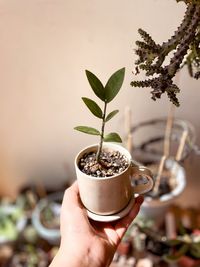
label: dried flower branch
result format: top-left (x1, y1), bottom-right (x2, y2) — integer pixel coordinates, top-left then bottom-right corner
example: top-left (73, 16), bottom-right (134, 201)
top-left (131, 1), bottom-right (200, 106)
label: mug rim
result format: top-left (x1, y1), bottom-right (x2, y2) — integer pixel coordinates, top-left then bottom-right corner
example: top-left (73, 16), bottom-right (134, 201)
top-left (75, 143), bottom-right (133, 180)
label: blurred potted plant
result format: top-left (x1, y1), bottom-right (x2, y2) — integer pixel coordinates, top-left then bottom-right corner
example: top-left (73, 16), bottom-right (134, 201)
top-left (129, 118), bottom-right (197, 164)
top-left (0, 204), bottom-right (27, 245)
top-left (74, 68), bottom-right (154, 220)
top-left (132, 221), bottom-right (200, 266)
top-left (6, 244), bottom-right (49, 267)
top-left (125, 110), bottom-right (187, 220)
top-left (139, 157), bottom-right (186, 220)
top-left (32, 192), bottom-right (62, 245)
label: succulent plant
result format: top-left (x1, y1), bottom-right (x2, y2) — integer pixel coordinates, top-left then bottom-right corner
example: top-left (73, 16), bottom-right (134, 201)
top-left (75, 68), bottom-right (125, 162)
top-left (134, 222), bottom-right (200, 262)
top-left (131, 1), bottom-right (200, 106)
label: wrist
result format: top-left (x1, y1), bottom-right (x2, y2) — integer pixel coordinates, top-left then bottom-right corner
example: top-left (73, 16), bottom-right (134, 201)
top-left (49, 249), bottom-right (68, 267)
top-left (49, 248), bottom-right (90, 267)
top-left (49, 247), bottom-right (107, 267)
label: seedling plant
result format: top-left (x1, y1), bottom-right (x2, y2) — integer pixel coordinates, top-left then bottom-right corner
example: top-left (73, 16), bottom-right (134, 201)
top-left (75, 67), bottom-right (125, 163)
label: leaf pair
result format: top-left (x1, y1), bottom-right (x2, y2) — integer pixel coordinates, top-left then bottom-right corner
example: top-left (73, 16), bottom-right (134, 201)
top-left (74, 125), bottom-right (122, 143)
top-left (85, 67), bottom-right (125, 103)
top-left (82, 97), bottom-right (119, 121)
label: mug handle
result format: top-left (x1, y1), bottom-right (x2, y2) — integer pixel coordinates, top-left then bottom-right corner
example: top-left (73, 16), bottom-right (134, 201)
top-left (130, 161), bottom-right (154, 194)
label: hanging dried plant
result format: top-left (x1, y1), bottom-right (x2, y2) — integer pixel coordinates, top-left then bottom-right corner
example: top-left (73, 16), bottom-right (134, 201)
top-left (131, 1), bottom-right (200, 106)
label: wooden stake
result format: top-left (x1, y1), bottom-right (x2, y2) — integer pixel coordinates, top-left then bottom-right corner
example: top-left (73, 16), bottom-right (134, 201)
top-left (175, 130), bottom-right (188, 162)
top-left (127, 133), bottom-right (133, 154)
top-left (153, 155), bottom-right (167, 194)
top-left (36, 180), bottom-right (47, 199)
top-left (170, 130), bottom-right (188, 188)
top-left (153, 104), bottom-right (175, 194)
top-left (164, 104), bottom-right (175, 157)
top-left (124, 106), bottom-right (133, 153)
top-left (165, 211), bottom-right (177, 239)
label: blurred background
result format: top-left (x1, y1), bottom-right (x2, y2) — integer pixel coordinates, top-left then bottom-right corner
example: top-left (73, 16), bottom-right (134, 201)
top-left (0, 0), bottom-right (199, 205)
top-left (0, 1), bottom-right (200, 266)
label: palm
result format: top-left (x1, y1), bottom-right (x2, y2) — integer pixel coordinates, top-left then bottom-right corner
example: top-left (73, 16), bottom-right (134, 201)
top-left (59, 182), bottom-right (143, 267)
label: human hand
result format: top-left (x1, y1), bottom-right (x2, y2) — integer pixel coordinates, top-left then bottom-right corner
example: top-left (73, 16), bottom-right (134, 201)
top-left (50, 181), bottom-right (143, 267)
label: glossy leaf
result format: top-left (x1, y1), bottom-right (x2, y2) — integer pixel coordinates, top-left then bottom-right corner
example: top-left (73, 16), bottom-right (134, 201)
top-left (85, 70), bottom-right (105, 101)
top-left (82, 97), bottom-right (103, 118)
top-left (105, 67), bottom-right (125, 103)
top-left (105, 110), bottom-right (119, 122)
top-left (74, 126), bottom-right (100, 135)
top-left (104, 132), bottom-right (122, 143)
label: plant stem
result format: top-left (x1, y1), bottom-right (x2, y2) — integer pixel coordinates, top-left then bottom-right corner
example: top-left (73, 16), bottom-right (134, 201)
top-left (96, 102), bottom-right (107, 162)
top-left (162, 4), bottom-right (195, 53)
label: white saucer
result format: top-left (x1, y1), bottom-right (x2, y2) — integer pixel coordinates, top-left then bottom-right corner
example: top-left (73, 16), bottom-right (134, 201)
top-left (87, 196), bottom-right (135, 222)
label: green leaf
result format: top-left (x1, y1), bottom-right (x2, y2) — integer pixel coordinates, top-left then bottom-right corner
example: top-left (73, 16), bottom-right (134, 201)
top-left (167, 239), bottom-right (182, 246)
top-left (105, 110), bottom-right (119, 122)
top-left (82, 97), bottom-right (103, 118)
top-left (178, 223), bottom-right (187, 236)
top-left (74, 126), bottom-right (100, 135)
top-left (85, 70), bottom-right (105, 101)
top-left (105, 68), bottom-right (125, 103)
top-left (190, 243), bottom-right (200, 258)
top-left (163, 244), bottom-right (189, 262)
top-left (104, 132), bottom-right (122, 143)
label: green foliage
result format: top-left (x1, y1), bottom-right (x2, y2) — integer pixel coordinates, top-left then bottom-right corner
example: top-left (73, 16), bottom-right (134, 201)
top-left (104, 68), bottom-right (125, 103)
top-left (164, 244), bottom-right (189, 262)
top-left (164, 238), bottom-right (200, 262)
top-left (75, 68), bottom-right (125, 161)
top-left (85, 70), bottom-right (105, 101)
top-left (74, 126), bottom-right (100, 135)
top-left (135, 222), bottom-right (200, 263)
top-left (82, 97), bottom-right (103, 119)
top-left (190, 243), bottom-right (200, 258)
top-left (103, 132), bottom-right (122, 142)
top-left (105, 110), bottom-right (119, 122)
top-left (131, 2), bottom-right (200, 106)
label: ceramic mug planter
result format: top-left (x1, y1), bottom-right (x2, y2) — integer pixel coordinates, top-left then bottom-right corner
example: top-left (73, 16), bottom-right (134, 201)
top-left (75, 143), bottom-right (154, 219)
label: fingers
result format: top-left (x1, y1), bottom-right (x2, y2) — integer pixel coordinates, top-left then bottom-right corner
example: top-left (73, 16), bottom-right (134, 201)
top-left (62, 181), bottom-right (83, 210)
top-left (60, 181), bottom-right (90, 226)
top-left (67, 180), bottom-right (79, 195)
top-left (114, 196), bottom-right (144, 241)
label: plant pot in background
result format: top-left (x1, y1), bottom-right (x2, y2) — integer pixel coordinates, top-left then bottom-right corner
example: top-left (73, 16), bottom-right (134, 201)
top-left (130, 118), bottom-right (197, 164)
top-left (32, 192), bottom-right (63, 245)
top-left (0, 205), bottom-right (27, 245)
top-left (139, 158), bottom-right (186, 220)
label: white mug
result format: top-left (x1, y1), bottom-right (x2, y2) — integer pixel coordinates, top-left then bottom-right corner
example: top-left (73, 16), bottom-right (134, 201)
top-left (75, 143), bottom-right (154, 215)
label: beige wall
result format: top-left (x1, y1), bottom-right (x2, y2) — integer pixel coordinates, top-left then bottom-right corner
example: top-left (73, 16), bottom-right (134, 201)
top-left (0, 0), bottom-right (200, 201)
